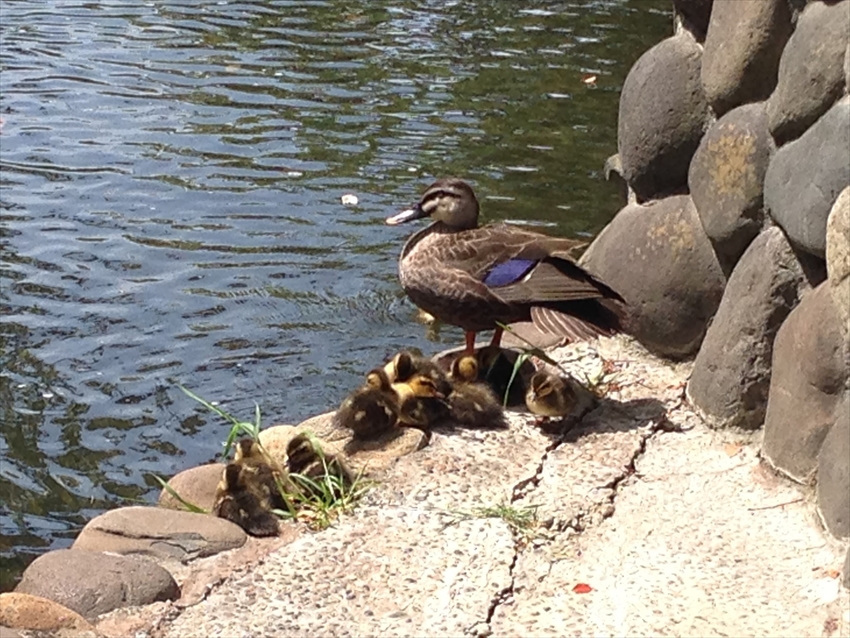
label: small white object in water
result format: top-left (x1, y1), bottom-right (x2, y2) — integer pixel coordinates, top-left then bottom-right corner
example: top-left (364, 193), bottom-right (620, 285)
top-left (341, 194), bottom-right (359, 206)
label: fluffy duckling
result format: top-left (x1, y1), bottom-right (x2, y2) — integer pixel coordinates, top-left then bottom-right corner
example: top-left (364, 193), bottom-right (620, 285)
top-left (213, 462), bottom-right (280, 537)
top-left (392, 374), bottom-right (448, 429)
top-left (448, 354), bottom-right (509, 429)
top-left (525, 370), bottom-right (577, 422)
top-left (475, 345), bottom-right (522, 405)
top-left (385, 351), bottom-right (452, 423)
top-left (287, 433), bottom-right (354, 497)
top-left (232, 437), bottom-right (291, 508)
top-left (333, 368), bottom-right (399, 440)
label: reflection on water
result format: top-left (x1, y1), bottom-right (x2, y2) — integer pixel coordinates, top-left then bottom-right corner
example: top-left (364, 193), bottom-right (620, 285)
top-left (0, 0), bottom-right (670, 588)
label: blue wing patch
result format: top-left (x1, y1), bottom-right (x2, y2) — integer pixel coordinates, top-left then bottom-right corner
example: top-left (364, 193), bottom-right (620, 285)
top-left (482, 258), bottom-right (537, 287)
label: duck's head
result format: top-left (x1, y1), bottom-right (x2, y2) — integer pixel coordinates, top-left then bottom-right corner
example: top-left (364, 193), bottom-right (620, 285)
top-left (365, 367), bottom-right (393, 391)
top-left (528, 371), bottom-right (556, 403)
top-left (451, 354), bottom-right (480, 383)
top-left (393, 374), bottom-right (446, 401)
top-left (386, 178), bottom-right (479, 229)
top-left (234, 437), bottom-right (262, 462)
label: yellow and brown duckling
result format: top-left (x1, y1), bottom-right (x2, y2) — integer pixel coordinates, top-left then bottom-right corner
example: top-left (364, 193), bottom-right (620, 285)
top-left (447, 354), bottom-right (509, 429)
top-left (385, 350), bottom-right (452, 423)
top-left (333, 367), bottom-right (400, 440)
top-left (525, 370), bottom-right (578, 423)
top-left (391, 373), bottom-right (448, 429)
top-left (213, 462), bottom-right (281, 537)
top-left (213, 438), bottom-right (286, 537)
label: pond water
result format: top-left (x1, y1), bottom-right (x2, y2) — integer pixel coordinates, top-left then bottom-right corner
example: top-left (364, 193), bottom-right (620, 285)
top-left (0, 0), bottom-right (670, 588)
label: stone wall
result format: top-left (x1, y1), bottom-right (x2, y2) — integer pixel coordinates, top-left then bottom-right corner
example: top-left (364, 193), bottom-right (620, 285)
top-left (582, 0), bottom-right (849, 540)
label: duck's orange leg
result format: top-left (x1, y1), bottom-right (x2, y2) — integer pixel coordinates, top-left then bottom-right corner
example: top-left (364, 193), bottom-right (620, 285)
top-left (489, 326), bottom-right (504, 349)
top-left (464, 331), bottom-right (477, 355)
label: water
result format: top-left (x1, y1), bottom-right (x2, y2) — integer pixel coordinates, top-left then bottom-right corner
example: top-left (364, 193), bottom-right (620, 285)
top-left (0, 0), bottom-right (671, 588)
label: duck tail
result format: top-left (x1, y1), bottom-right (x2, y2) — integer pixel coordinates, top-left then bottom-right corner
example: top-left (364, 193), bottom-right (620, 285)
top-left (530, 298), bottom-right (628, 341)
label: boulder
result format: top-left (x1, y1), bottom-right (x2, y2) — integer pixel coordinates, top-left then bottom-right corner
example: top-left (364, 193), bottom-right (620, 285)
top-left (826, 187), bottom-right (850, 336)
top-left (673, 0), bottom-right (713, 41)
top-left (15, 549), bottom-right (179, 620)
top-left (618, 34), bottom-right (708, 202)
top-left (845, 42), bottom-right (850, 95)
top-left (762, 284), bottom-right (849, 482)
top-left (580, 196), bottom-right (726, 359)
top-left (767, 0), bottom-right (850, 144)
top-left (0, 593), bottom-right (95, 633)
top-left (688, 102), bottom-right (774, 271)
top-left (72, 506), bottom-right (246, 563)
top-left (816, 394), bottom-right (850, 539)
top-left (764, 96), bottom-right (850, 258)
top-left (158, 462), bottom-right (224, 513)
top-left (687, 227), bottom-right (810, 430)
top-left (701, 0), bottom-right (793, 116)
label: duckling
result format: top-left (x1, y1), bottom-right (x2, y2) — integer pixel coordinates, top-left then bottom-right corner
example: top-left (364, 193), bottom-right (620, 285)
top-left (385, 350), bottom-right (452, 422)
top-left (476, 345), bottom-right (523, 406)
top-left (212, 462), bottom-right (280, 537)
top-left (232, 437), bottom-right (291, 509)
top-left (333, 368), bottom-right (399, 440)
top-left (392, 374), bottom-right (448, 429)
top-left (286, 433), bottom-right (354, 498)
top-left (525, 370), bottom-right (577, 423)
top-left (447, 354), bottom-right (509, 429)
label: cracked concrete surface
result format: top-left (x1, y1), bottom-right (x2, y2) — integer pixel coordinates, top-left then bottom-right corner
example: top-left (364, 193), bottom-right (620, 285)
top-left (134, 336), bottom-right (848, 638)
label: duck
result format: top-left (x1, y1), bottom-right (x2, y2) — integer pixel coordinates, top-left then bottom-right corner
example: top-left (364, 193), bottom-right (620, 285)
top-left (333, 368), bottom-right (400, 440)
top-left (525, 370), bottom-right (578, 423)
top-left (475, 345), bottom-right (524, 406)
top-left (232, 437), bottom-right (292, 508)
top-left (386, 178), bottom-right (627, 354)
top-left (384, 350), bottom-right (452, 423)
top-left (391, 373), bottom-right (448, 430)
top-left (447, 354), bottom-right (509, 429)
top-left (286, 432), bottom-right (354, 498)
top-left (213, 462), bottom-right (281, 537)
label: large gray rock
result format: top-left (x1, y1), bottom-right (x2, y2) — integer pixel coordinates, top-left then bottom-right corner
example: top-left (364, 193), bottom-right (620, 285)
top-left (72, 506), bottom-right (246, 563)
top-left (0, 593), bottom-right (95, 634)
top-left (764, 96), bottom-right (850, 258)
top-left (618, 34), bottom-right (708, 202)
top-left (762, 284), bottom-right (849, 482)
top-left (673, 0), bottom-right (713, 40)
top-left (767, 0), bottom-right (850, 145)
top-left (580, 196), bottom-right (726, 359)
top-left (158, 463), bottom-right (223, 513)
top-left (826, 187), bottom-right (850, 336)
top-left (687, 227), bottom-right (810, 430)
top-left (845, 42), bottom-right (850, 96)
top-left (701, 0), bottom-right (793, 116)
top-left (688, 103), bottom-right (774, 271)
top-left (816, 394), bottom-right (850, 539)
top-left (15, 549), bottom-right (179, 620)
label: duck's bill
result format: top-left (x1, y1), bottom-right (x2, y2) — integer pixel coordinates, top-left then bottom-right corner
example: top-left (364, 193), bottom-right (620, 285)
top-left (385, 203), bottom-right (428, 225)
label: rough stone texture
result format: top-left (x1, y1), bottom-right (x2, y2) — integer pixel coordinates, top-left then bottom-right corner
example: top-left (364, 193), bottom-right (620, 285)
top-left (673, 0), bottom-right (713, 41)
top-left (495, 423), bottom-right (847, 637)
top-left (687, 228), bottom-right (810, 430)
top-left (157, 463), bottom-right (223, 513)
top-left (15, 549), bottom-right (179, 620)
top-left (845, 41), bottom-right (850, 95)
top-left (764, 96), bottom-right (850, 258)
top-left (689, 103), bottom-right (774, 271)
top-left (0, 593), bottom-right (95, 633)
top-left (72, 506), bottom-right (246, 563)
top-left (701, 0), bottom-right (793, 116)
top-left (137, 336), bottom-right (849, 638)
top-left (580, 196), bottom-right (726, 359)
top-left (826, 187), bottom-right (850, 336)
top-left (816, 393), bottom-right (850, 539)
top-left (260, 417), bottom-right (429, 478)
top-left (763, 284), bottom-right (850, 483)
top-left (618, 35), bottom-right (708, 201)
top-left (767, 0), bottom-right (850, 145)
top-left (845, 546), bottom-right (850, 589)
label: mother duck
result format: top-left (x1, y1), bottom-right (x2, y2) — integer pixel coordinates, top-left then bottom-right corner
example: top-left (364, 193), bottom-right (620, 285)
top-left (386, 178), bottom-right (626, 354)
